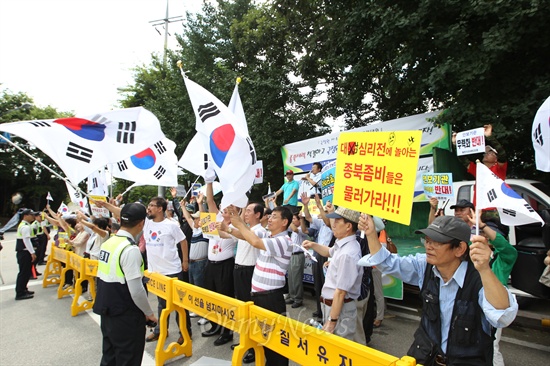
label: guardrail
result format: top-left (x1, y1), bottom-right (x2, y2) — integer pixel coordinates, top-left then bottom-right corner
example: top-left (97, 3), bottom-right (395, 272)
top-left (42, 245), bottom-right (418, 366)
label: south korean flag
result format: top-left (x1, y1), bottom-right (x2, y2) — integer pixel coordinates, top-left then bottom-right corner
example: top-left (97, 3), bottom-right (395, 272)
top-left (111, 138), bottom-right (178, 187)
top-left (476, 162), bottom-right (544, 226)
top-left (0, 107), bottom-right (165, 185)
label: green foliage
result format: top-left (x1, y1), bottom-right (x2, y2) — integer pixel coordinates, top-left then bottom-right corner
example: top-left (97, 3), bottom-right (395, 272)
top-left (275, 0), bottom-right (550, 183)
top-left (118, 0), bottom-right (331, 202)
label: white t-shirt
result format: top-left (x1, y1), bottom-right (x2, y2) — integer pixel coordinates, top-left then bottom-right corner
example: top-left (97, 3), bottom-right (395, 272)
top-left (234, 223), bottom-right (267, 266)
top-left (304, 171), bottom-right (322, 196)
top-left (144, 218), bottom-right (186, 275)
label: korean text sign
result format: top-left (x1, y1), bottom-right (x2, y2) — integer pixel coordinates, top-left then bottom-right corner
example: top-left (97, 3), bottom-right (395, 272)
top-left (333, 131), bottom-right (421, 225)
top-left (455, 127), bottom-right (485, 156)
top-left (200, 212), bottom-right (219, 239)
top-left (422, 173), bottom-right (453, 199)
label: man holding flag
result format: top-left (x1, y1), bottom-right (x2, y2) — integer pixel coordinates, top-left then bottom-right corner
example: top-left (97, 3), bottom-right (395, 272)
top-left (359, 214), bottom-right (518, 365)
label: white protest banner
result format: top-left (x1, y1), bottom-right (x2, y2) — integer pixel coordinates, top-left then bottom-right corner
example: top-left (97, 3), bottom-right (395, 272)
top-left (455, 127), bottom-right (485, 156)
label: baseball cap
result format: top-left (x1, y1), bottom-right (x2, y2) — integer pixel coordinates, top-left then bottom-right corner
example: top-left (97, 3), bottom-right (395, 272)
top-left (415, 216), bottom-right (471, 243)
top-left (485, 145), bottom-right (498, 154)
top-left (191, 212), bottom-right (200, 219)
top-left (120, 203), bottom-right (146, 223)
top-left (326, 206), bottom-right (360, 223)
top-left (185, 204), bottom-right (195, 213)
top-left (450, 199), bottom-right (475, 210)
top-left (285, 170), bottom-right (294, 175)
top-left (20, 208), bottom-right (38, 216)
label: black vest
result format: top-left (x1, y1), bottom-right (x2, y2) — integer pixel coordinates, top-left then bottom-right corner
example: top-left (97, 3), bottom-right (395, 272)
top-left (407, 261), bottom-right (495, 366)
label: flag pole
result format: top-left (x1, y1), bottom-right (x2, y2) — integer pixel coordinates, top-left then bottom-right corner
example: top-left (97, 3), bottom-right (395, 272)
top-left (182, 175), bottom-right (201, 199)
top-left (0, 133), bottom-right (89, 198)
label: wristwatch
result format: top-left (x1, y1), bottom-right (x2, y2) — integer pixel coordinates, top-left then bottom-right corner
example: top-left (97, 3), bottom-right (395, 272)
top-left (328, 316), bottom-right (338, 322)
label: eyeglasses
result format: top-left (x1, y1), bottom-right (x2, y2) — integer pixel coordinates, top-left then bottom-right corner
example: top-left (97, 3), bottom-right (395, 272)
top-left (422, 237), bottom-right (450, 249)
top-left (147, 203), bottom-right (160, 208)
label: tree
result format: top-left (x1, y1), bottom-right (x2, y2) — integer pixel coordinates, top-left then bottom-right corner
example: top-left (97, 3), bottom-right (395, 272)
top-left (119, 0), bottom-right (331, 202)
top-left (274, 0), bottom-right (550, 183)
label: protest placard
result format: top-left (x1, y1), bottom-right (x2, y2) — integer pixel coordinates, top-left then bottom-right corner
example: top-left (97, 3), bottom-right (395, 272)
top-left (333, 131), bottom-right (421, 225)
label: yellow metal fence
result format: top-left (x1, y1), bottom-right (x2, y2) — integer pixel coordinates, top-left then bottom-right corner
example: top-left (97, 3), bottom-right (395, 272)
top-left (43, 245), bottom-right (417, 366)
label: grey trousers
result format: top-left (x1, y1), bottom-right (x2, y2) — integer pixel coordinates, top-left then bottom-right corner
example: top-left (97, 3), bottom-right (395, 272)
top-left (287, 252), bottom-right (305, 303)
top-left (321, 300), bottom-right (357, 341)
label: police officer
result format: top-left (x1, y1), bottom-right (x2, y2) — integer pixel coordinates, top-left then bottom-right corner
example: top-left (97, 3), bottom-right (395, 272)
top-left (15, 209), bottom-right (37, 300)
top-left (33, 212), bottom-right (50, 266)
top-left (93, 203), bottom-right (157, 366)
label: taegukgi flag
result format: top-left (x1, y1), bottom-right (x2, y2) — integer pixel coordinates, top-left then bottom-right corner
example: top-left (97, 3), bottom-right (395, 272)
top-left (0, 107), bottom-right (166, 185)
top-left (111, 138), bottom-right (178, 187)
top-left (87, 168), bottom-right (109, 196)
top-left (65, 181), bottom-right (89, 214)
top-left (182, 76), bottom-right (256, 208)
top-left (532, 96), bottom-right (550, 172)
top-left (179, 79), bottom-right (251, 180)
top-left (476, 162), bottom-right (544, 226)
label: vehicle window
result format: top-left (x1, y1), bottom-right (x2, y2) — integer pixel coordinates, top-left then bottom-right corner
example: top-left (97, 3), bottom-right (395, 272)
top-left (456, 184), bottom-right (472, 202)
top-left (510, 185), bottom-right (549, 211)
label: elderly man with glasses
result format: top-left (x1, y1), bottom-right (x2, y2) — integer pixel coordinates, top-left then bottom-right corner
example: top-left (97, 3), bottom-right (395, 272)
top-left (358, 215), bottom-right (518, 366)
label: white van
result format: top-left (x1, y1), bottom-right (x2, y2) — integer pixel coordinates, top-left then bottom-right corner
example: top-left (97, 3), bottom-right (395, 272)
top-left (443, 179), bottom-right (550, 243)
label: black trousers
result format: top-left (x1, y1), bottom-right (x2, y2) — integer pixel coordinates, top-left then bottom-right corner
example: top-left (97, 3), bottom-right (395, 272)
top-left (36, 234), bottom-right (48, 263)
top-left (15, 250), bottom-right (32, 297)
top-left (252, 288), bottom-right (288, 366)
top-left (312, 252), bottom-right (327, 315)
top-left (100, 309), bottom-right (146, 366)
top-left (204, 257), bottom-right (235, 335)
top-left (153, 271), bottom-right (191, 337)
top-left (234, 265), bottom-right (255, 302)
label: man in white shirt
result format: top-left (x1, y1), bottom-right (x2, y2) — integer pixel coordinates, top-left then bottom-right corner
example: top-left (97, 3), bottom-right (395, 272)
top-left (301, 162), bottom-right (322, 197)
top-left (143, 197), bottom-right (189, 344)
top-left (303, 206), bottom-right (363, 340)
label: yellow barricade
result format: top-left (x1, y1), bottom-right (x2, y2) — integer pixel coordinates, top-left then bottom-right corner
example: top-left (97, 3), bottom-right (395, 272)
top-left (145, 271), bottom-right (190, 366)
top-left (68, 252), bottom-right (94, 316)
top-left (171, 279), bottom-right (253, 366)
top-left (248, 305), bottom-right (417, 366)
top-left (42, 245), bottom-right (63, 288)
top-left (42, 255), bottom-right (418, 366)
top-left (84, 258), bottom-right (98, 302)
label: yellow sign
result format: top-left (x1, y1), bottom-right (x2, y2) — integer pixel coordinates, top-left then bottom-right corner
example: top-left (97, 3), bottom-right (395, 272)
top-left (146, 272), bottom-right (172, 298)
top-left (200, 212), bottom-right (219, 239)
top-left (89, 195), bottom-right (110, 217)
top-left (172, 280), bottom-right (245, 333)
top-left (333, 131), bottom-right (421, 225)
top-left (248, 305), bottom-right (413, 366)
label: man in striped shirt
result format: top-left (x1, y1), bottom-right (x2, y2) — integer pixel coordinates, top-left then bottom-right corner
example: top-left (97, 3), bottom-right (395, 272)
top-left (228, 205), bottom-right (293, 366)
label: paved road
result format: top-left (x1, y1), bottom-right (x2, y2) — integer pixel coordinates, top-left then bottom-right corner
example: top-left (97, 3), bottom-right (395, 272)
top-left (1, 231), bottom-right (549, 365)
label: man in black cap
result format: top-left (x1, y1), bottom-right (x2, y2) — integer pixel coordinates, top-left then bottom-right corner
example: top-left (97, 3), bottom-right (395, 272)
top-left (358, 215), bottom-right (518, 366)
top-left (15, 209), bottom-right (38, 300)
top-left (93, 203), bottom-right (157, 366)
top-left (449, 199), bottom-right (475, 224)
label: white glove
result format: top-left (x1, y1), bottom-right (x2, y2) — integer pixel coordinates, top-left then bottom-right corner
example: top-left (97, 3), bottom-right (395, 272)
top-left (204, 164), bottom-right (217, 184)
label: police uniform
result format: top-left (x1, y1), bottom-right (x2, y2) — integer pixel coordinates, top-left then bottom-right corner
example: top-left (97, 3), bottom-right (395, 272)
top-left (15, 212), bottom-right (36, 299)
top-left (93, 231), bottom-right (150, 366)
